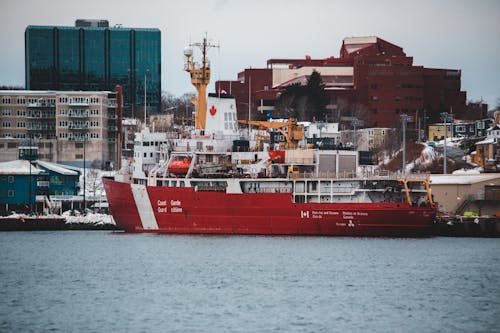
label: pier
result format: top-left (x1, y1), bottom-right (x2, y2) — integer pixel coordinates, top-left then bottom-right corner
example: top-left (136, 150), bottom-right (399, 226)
top-left (433, 215), bottom-right (500, 237)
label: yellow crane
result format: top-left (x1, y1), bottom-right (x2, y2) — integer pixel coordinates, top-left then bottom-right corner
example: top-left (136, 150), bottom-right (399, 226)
top-left (237, 118), bottom-right (304, 149)
top-left (183, 36), bottom-right (219, 131)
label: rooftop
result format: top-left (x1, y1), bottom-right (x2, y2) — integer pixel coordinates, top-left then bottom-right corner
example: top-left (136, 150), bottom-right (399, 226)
top-left (36, 160), bottom-right (79, 176)
top-left (430, 173), bottom-right (500, 185)
top-left (0, 160), bottom-right (43, 175)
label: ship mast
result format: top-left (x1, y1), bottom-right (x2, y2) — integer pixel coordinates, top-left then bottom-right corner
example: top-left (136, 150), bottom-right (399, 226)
top-left (184, 35), bottom-right (219, 131)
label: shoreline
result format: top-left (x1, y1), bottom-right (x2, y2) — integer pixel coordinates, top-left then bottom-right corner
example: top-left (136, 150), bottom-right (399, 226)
top-left (1, 214), bottom-right (499, 236)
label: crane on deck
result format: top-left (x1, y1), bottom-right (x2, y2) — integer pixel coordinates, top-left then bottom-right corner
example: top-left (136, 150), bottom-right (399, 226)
top-left (237, 118), bottom-right (304, 149)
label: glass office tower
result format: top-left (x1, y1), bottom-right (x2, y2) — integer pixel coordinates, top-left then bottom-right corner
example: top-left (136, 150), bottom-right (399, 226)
top-left (25, 24), bottom-right (161, 116)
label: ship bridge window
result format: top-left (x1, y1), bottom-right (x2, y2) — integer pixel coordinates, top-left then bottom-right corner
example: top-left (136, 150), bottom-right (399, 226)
top-left (294, 195), bottom-right (305, 203)
top-left (308, 181), bottom-right (318, 192)
top-left (143, 142), bottom-right (150, 146)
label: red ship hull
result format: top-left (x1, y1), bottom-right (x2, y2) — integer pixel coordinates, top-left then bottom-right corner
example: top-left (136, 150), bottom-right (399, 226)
top-left (104, 178), bottom-right (437, 237)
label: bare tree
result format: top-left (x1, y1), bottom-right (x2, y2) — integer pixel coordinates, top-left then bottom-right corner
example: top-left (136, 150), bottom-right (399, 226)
top-left (86, 159), bottom-right (102, 204)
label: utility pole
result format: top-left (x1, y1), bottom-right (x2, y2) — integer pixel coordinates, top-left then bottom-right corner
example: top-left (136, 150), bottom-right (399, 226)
top-left (248, 75), bottom-right (251, 136)
top-left (144, 70), bottom-right (149, 127)
top-left (29, 135), bottom-right (33, 214)
top-left (351, 118), bottom-right (363, 151)
top-left (83, 136), bottom-right (86, 214)
top-left (400, 114), bottom-right (411, 175)
top-left (440, 112), bottom-right (454, 174)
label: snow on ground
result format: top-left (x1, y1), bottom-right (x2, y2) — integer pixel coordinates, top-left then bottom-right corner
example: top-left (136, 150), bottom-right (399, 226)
top-left (62, 211), bottom-right (115, 225)
top-left (433, 137), bottom-right (463, 148)
top-left (452, 168), bottom-right (481, 175)
top-left (407, 145), bottom-right (438, 171)
top-left (1, 211), bottom-right (114, 225)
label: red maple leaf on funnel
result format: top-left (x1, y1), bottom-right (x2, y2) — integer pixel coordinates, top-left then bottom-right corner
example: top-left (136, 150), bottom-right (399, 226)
top-left (209, 105), bottom-right (217, 116)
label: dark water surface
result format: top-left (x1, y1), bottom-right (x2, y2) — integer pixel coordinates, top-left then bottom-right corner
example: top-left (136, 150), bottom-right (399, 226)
top-left (1, 231), bottom-right (499, 332)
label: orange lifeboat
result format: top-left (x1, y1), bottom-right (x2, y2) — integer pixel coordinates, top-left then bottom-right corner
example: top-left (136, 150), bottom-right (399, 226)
top-left (168, 157), bottom-right (191, 176)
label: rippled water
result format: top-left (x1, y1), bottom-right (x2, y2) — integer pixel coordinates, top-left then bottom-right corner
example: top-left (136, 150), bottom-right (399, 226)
top-left (1, 231), bottom-right (499, 332)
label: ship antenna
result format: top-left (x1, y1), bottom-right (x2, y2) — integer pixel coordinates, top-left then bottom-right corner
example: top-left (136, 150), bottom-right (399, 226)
top-left (184, 34), bottom-right (220, 132)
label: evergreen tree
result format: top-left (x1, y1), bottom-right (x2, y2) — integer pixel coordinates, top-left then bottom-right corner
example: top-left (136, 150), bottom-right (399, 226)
top-left (305, 70), bottom-right (329, 121)
top-left (275, 70), bottom-right (329, 121)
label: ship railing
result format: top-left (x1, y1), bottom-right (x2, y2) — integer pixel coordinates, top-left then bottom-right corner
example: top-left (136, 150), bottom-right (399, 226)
top-left (289, 170), bottom-right (431, 180)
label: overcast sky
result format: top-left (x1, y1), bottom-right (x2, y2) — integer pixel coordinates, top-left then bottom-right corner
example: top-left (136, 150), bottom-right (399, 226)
top-left (1, 0), bottom-right (499, 107)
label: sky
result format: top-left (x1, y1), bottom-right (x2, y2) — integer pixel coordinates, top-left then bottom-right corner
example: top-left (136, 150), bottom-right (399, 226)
top-left (1, 0), bottom-right (499, 107)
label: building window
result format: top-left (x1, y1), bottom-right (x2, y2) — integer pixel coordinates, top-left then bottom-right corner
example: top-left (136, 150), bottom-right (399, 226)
top-left (8, 190), bottom-right (14, 197)
top-left (8, 176), bottom-right (14, 183)
top-left (370, 83), bottom-right (378, 89)
top-left (456, 125), bottom-right (465, 133)
top-left (371, 96), bottom-right (378, 101)
top-left (372, 109), bottom-right (378, 114)
top-left (2, 109), bottom-right (12, 116)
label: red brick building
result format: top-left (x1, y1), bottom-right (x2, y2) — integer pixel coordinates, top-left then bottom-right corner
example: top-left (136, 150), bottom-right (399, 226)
top-left (216, 36), bottom-right (467, 128)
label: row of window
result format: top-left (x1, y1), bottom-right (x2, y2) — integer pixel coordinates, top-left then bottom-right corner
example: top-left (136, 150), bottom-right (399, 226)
top-left (371, 96), bottom-right (423, 102)
top-left (0, 176), bottom-right (14, 183)
top-left (58, 97), bottom-right (99, 103)
top-left (58, 132), bottom-right (100, 139)
top-left (1, 98), bottom-right (56, 105)
top-left (59, 108), bottom-right (100, 115)
top-left (2, 109), bottom-right (104, 117)
top-left (58, 121), bottom-right (100, 127)
top-left (370, 83), bottom-right (424, 90)
top-left (134, 151), bottom-right (156, 158)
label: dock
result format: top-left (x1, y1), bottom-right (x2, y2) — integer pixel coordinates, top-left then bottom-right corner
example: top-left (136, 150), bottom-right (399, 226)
top-left (433, 215), bottom-right (500, 237)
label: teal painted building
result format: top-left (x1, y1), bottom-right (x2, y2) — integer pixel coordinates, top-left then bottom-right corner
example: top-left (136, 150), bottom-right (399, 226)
top-left (25, 22), bottom-right (161, 117)
top-left (35, 161), bottom-right (80, 197)
top-left (0, 160), bottom-right (81, 215)
top-left (0, 160), bottom-right (43, 213)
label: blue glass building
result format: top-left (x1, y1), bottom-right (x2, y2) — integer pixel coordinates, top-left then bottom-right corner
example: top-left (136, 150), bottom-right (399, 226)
top-left (25, 23), bottom-right (161, 117)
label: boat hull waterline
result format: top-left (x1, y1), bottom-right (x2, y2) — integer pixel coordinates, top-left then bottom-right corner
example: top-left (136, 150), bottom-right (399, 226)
top-left (104, 178), bottom-right (436, 237)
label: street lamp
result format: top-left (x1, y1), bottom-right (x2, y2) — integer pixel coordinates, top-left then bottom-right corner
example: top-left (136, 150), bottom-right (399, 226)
top-left (400, 114), bottom-right (411, 175)
top-left (440, 112), bottom-right (454, 174)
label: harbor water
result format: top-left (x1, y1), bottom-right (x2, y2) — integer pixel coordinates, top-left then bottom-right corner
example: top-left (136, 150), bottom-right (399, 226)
top-left (1, 231), bottom-right (499, 332)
